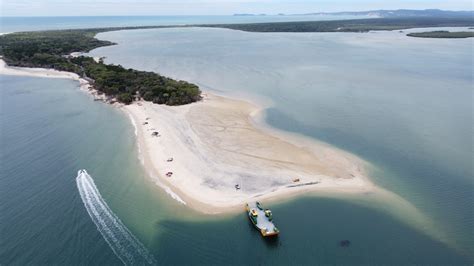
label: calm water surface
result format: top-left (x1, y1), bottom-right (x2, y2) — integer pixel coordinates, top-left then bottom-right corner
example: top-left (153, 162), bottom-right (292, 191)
top-left (1, 26), bottom-right (473, 264)
top-left (87, 27), bottom-right (473, 258)
top-left (0, 75), bottom-right (469, 264)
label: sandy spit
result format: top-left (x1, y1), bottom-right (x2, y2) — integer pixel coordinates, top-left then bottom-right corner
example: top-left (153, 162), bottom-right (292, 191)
top-left (123, 93), bottom-right (381, 214)
top-left (0, 58), bottom-right (416, 220)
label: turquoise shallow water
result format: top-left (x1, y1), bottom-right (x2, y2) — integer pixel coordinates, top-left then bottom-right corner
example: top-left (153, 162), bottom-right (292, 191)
top-left (0, 75), bottom-right (471, 264)
top-left (87, 27), bottom-right (473, 257)
top-left (1, 25), bottom-right (473, 264)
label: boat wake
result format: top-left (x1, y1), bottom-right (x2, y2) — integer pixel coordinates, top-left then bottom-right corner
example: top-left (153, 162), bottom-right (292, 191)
top-left (76, 169), bottom-right (156, 265)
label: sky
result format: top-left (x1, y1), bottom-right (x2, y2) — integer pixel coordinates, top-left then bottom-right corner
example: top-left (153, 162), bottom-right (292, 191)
top-left (1, 0), bottom-right (472, 16)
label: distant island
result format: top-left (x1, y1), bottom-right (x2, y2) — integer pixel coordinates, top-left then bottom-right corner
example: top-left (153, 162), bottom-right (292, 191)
top-left (233, 9), bottom-right (473, 19)
top-left (201, 17), bottom-right (474, 32)
top-left (0, 27), bottom-right (201, 105)
top-left (294, 9), bottom-right (473, 18)
top-left (407, 31), bottom-right (474, 38)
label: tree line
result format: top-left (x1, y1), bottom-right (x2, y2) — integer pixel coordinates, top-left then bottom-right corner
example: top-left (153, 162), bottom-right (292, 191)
top-left (0, 29), bottom-right (201, 105)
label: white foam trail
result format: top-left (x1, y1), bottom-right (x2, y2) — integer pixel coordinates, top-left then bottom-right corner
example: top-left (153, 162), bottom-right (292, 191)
top-left (76, 170), bottom-right (156, 265)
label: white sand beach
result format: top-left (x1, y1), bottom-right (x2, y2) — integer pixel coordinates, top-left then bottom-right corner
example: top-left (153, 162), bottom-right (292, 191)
top-left (124, 93), bottom-right (382, 213)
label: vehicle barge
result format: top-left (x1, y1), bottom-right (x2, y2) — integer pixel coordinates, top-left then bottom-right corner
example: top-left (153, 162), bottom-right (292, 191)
top-left (246, 202), bottom-right (279, 237)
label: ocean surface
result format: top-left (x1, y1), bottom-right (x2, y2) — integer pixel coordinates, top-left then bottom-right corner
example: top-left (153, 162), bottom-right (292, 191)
top-left (1, 17), bottom-right (473, 265)
top-left (88, 27), bottom-right (473, 261)
top-left (0, 76), bottom-right (470, 264)
top-left (0, 15), bottom-right (368, 33)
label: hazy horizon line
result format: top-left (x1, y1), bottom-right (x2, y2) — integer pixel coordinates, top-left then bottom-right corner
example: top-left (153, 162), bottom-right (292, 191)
top-left (2, 8), bottom-right (473, 18)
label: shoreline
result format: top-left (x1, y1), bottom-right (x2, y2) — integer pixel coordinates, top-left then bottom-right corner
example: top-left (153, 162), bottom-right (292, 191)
top-left (123, 93), bottom-right (379, 214)
top-left (0, 58), bottom-right (394, 214)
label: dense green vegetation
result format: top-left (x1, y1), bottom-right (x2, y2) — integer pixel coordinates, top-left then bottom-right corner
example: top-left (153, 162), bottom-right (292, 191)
top-left (0, 27), bottom-right (201, 105)
top-left (0, 30), bottom-right (112, 68)
top-left (200, 17), bottom-right (474, 32)
top-left (71, 56), bottom-right (201, 105)
top-left (407, 31), bottom-right (474, 38)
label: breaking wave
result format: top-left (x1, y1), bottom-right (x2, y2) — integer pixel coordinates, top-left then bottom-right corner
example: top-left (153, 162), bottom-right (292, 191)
top-left (76, 170), bottom-right (156, 265)
top-left (125, 111), bottom-right (185, 206)
top-left (128, 113), bottom-right (138, 137)
top-left (154, 176), bottom-right (187, 205)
